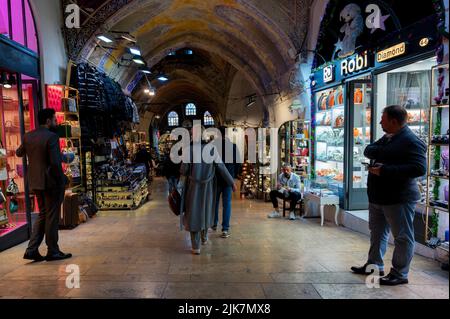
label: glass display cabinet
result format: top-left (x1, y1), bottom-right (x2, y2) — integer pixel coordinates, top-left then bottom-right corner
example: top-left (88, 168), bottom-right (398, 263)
top-left (425, 63), bottom-right (449, 248)
top-left (312, 79), bottom-right (372, 210)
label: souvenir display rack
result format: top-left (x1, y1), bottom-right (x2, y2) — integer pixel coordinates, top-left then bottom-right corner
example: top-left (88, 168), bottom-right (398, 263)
top-left (95, 162), bottom-right (149, 210)
top-left (240, 160), bottom-right (258, 199)
top-left (48, 85), bottom-right (83, 189)
top-left (158, 133), bottom-right (176, 155)
top-left (279, 120), bottom-right (311, 178)
top-left (256, 130), bottom-right (271, 201)
top-left (425, 63), bottom-right (449, 248)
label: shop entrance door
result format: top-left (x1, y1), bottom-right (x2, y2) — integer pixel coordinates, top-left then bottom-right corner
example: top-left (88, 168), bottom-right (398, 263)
top-left (345, 79), bottom-right (372, 210)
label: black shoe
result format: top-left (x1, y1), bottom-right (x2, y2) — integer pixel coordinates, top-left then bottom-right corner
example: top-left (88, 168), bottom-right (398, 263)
top-left (211, 225), bottom-right (217, 231)
top-left (23, 251), bottom-right (45, 262)
top-left (45, 252), bottom-right (73, 261)
top-left (379, 273), bottom-right (408, 286)
top-left (351, 264), bottom-right (385, 277)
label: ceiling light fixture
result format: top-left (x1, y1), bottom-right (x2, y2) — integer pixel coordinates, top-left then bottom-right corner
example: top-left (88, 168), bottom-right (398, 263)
top-left (132, 55), bottom-right (145, 65)
top-left (120, 33), bottom-right (137, 43)
top-left (246, 94), bottom-right (257, 108)
top-left (1, 73), bottom-right (15, 89)
top-left (97, 34), bottom-right (113, 43)
top-left (157, 75), bottom-right (169, 82)
top-left (148, 88), bottom-right (156, 96)
top-left (0, 72), bottom-right (8, 87)
top-left (139, 66), bottom-right (151, 74)
top-left (129, 47), bottom-right (141, 56)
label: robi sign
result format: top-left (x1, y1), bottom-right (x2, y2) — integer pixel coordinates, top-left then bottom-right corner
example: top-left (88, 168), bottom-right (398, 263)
top-left (341, 51), bottom-right (370, 76)
top-left (314, 50), bottom-right (373, 87)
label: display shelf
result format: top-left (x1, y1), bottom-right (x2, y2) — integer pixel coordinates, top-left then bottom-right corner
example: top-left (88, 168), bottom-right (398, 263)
top-left (57, 111), bottom-right (79, 116)
top-left (430, 143), bottom-right (450, 147)
top-left (95, 163), bottom-right (148, 210)
top-left (316, 159), bottom-right (344, 164)
top-left (439, 242), bottom-right (449, 252)
top-left (425, 63), bottom-right (450, 243)
top-left (429, 173), bottom-right (450, 179)
top-left (427, 204), bottom-right (449, 213)
top-left (431, 104), bottom-right (449, 108)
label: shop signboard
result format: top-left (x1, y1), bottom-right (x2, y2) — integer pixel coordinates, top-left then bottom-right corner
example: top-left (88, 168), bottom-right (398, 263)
top-left (312, 50), bottom-right (373, 89)
top-left (376, 42), bottom-right (406, 63)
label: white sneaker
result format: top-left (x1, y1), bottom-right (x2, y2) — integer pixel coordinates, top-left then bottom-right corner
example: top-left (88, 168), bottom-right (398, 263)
top-left (289, 212), bottom-right (296, 220)
top-left (191, 249), bottom-right (201, 255)
top-left (221, 231), bottom-right (230, 238)
top-left (268, 211), bottom-right (281, 218)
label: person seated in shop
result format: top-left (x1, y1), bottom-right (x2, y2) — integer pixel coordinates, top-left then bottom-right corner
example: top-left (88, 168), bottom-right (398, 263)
top-left (268, 165), bottom-right (302, 220)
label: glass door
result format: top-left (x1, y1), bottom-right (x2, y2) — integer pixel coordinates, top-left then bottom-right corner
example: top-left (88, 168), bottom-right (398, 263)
top-left (345, 80), bottom-right (372, 210)
top-left (0, 75), bottom-right (38, 240)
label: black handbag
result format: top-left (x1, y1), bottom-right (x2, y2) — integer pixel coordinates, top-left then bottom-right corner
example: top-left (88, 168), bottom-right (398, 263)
top-left (57, 123), bottom-right (72, 138)
top-left (168, 188), bottom-right (181, 216)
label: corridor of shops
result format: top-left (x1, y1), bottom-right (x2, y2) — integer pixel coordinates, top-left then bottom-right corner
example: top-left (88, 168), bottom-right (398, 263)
top-left (0, 177), bottom-right (447, 298)
top-left (0, 0), bottom-right (449, 300)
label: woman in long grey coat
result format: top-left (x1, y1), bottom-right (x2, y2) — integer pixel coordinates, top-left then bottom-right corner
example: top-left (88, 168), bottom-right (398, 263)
top-left (180, 142), bottom-right (235, 255)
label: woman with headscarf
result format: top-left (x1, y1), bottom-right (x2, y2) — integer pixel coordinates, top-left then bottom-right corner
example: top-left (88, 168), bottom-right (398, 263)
top-left (179, 140), bottom-right (236, 255)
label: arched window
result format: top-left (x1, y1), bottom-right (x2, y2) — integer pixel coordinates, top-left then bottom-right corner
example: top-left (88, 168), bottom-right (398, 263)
top-left (168, 111), bottom-right (179, 127)
top-left (185, 103), bottom-right (196, 116)
top-left (0, 0), bottom-right (38, 52)
top-left (204, 111), bottom-right (214, 126)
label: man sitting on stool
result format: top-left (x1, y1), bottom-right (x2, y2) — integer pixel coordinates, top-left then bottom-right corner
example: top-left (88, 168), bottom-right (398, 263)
top-left (268, 165), bottom-right (302, 220)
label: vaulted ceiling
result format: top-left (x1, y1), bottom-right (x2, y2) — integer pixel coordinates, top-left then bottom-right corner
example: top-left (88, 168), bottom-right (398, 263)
top-left (63, 0), bottom-right (312, 121)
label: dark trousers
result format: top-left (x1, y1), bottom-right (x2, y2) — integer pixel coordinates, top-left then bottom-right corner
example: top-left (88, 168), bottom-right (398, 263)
top-left (270, 190), bottom-right (302, 211)
top-left (26, 189), bottom-right (64, 255)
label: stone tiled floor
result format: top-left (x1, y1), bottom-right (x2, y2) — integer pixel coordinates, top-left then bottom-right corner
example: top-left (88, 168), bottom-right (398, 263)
top-left (0, 178), bottom-right (448, 299)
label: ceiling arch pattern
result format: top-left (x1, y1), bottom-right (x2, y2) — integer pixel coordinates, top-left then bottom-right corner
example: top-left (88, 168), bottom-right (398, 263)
top-left (64, 0), bottom-right (309, 74)
top-left (62, 0), bottom-right (311, 125)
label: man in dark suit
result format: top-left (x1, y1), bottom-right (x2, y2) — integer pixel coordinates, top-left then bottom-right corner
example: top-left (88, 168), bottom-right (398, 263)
top-left (16, 108), bottom-right (72, 261)
top-left (351, 105), bottom-right (426, 286)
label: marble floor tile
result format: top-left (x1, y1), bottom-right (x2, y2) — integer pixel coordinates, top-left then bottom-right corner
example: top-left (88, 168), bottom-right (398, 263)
top-left (405, 285), bottom-right (449, 299)
top-left (0, 178), bottom-right (447, 299)
top-left (262, 283), bottom-right (321, 299)
top-left (313, 284), bottom-right (422, 299)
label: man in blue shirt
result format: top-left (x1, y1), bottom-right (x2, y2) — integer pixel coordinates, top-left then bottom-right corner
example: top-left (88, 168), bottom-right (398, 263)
top-left (268, 165), bottom-right (302, 220)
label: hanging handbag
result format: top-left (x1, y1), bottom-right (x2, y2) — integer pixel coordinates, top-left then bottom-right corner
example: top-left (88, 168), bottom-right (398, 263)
top-left (0, 208), bottom-right (8, 226)
top-left (16, 164), bottom-right (24, 178)
top-left (62, 140), bottom-right (76, 164)
top-left (57, 122), bottom-right (72, 138)
top-left (62, 97), bottom-right (77, 113)
top-left (6, 178), bottom-right (19, 196)
top-left (168, 187), bottom-right (181, 216)
top-left (69, 121), bottom-right (81, 137)
top-left (0, 188), bottom-right (6, 204)
top-left (0, 146), bottom-right (7, 181)
top-left (9, 197), bottom-right (18, 214)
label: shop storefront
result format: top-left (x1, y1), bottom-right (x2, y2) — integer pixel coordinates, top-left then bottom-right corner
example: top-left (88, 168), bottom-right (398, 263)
top-left (0, 0), bottom-right (40, 251)
top-left (309, 0), bottom-right (448, 245)
top-left (64, 61), bottom-right (148, 212)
